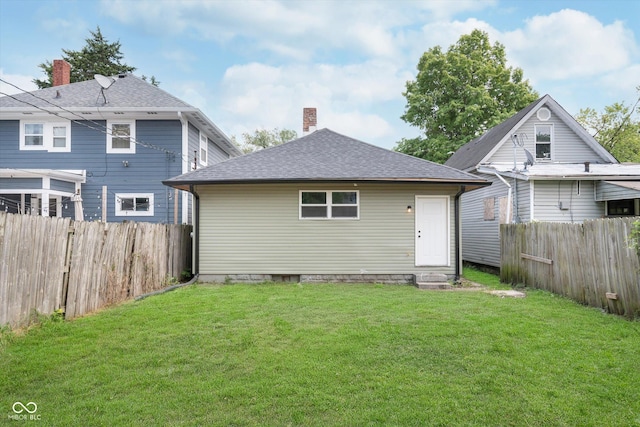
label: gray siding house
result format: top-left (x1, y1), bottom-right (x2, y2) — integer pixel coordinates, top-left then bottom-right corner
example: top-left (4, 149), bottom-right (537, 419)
top-left (164, 128), bottom-right (489, 283)
top-left (445, 94), bottom-right (640, 267)
top-left (0, 60), bottom-right (239, 223)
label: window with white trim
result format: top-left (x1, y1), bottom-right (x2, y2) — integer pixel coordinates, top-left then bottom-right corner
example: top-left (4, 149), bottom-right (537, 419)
top-left (199, 132), bottom-right (208, 166)
top-left (107, 121), bottom-right (136, 154)
top-left (115, 193), bottom-right (154, 217)
top-left (535, 124), bottom-right (552, 160)
top-left (20, 121), bottom-right (71, 152)
top-left (300, 191), bottom-right (359, 219)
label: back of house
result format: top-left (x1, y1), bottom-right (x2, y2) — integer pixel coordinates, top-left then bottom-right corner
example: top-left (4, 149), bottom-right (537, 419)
top-left (0, 60), bottom-right (239, 223)
top-left (445, 94), bottom-right (640, 267)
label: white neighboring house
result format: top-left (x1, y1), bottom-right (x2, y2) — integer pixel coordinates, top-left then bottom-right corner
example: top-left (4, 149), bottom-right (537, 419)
top-left (445, 94), bottom-right (640, 268)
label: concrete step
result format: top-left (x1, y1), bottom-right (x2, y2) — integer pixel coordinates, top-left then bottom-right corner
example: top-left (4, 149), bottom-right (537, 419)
top-left (416, 282), bottom-right (453, 290)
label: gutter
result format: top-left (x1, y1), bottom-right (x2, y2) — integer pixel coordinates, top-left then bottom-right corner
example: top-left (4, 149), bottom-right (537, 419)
top-left (177, 112), bottom-right (190, 225)
top-left (163, 177), bottom-right (491, 191)
top-left (454, 185), bottom-right (467, 282)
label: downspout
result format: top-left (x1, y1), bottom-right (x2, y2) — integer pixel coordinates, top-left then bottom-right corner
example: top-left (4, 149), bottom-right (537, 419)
top-left (190, 184), bottom-right (200, 276)
top-left (493, 171), bottom-right (512, 223)
top-left (178, 112), bottom-right (190, 225)
top-left (454, 185), bottom-right (467, 282)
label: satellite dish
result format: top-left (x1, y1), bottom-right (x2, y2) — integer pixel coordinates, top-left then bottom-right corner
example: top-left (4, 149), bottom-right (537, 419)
top-left (94, 74), bottom-right (115, 89)
top-left (523, 148), bottom-right (535, 169)
top-left (94, 74), bottom-right (115, 104)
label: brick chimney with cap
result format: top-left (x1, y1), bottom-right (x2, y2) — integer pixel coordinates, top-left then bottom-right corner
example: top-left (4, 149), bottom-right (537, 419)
top-left (303, 107), bottom-right (317, 135)
top-left (52, 60), bottom-right (71, 87)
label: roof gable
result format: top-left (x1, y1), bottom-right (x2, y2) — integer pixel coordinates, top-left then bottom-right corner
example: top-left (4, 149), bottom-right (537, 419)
top-left (164, 128), bottom-right (488, 189)
top-left (445, 94), bottom-right (617, 171)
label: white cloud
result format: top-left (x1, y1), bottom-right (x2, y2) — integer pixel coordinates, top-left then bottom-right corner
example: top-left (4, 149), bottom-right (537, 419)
top-left (504, 9), bottom-right (637, 81)
top-left (597, 64), bottom-right (640, 100)
top-left (100, 0), bottom-right (497, 61)
top-left (0, 69), bottom-right (37, 96)
top-left (166, 80), bottom-right (210, 112)
top-left (321, 110), bottom-right (394, 142)
top-left (161, 49), bottom-right (197, 73)
top-left (216, 60), bottom-right (411, 141)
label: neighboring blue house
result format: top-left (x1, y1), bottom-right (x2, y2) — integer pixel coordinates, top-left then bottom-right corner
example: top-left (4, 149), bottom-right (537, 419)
top-left (0, 60), bottom-right (240, 223)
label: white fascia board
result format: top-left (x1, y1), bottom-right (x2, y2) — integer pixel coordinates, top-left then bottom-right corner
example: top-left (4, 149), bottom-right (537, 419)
top-left (0, 168), bottom-right (86, 183)
top-left (477, 165), bottom-right (529, 181)
top-left (543, 96), bottom-right (618, 164)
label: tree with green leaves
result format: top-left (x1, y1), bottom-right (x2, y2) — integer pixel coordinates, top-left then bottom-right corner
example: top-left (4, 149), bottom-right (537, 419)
top-left (232, 128), bottom-right (298, 154)
top-left (33, 26), bottom-right (157, 88)
top-left (575, 88), bottom-right (640, 163)
top-left (396, 29), bottom-right (539, 163)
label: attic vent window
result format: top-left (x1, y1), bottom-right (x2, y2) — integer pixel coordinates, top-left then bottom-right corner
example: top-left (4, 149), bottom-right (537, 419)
top-left (537, 107), bottom-right (551, 121)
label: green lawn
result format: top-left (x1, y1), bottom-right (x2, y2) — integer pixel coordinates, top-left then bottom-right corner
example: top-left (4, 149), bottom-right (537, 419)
top-left (2, 269), bottom-right (639, 426)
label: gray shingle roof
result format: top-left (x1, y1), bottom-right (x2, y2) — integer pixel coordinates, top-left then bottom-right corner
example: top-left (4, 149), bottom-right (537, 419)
top-left (163, 128), bottom-right (489, 189)
top-left (0, 74), bottom-right (196, 110)
top-left (444, 96), bottom-right (543, 171)
top-left (1, 73), bottom-right (241, 156)
top-left (444, 94), bottom-right (617, 170)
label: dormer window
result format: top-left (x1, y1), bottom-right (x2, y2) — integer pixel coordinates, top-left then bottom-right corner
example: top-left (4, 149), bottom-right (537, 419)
top-left (535, 124), bottom-right (552, 160)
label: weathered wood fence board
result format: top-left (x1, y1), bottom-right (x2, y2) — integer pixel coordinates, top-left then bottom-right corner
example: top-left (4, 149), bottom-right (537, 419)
top-left (0, 212), bottom-right (192, 328)
top-left (501, 218), bottom-right (640, 319)
top-left (0, 214), bottom-right (71, 327)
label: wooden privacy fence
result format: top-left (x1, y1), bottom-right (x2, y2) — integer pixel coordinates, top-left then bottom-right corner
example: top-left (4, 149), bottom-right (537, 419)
top-left (0, 212), bottom-right (192, 328)
top-left (501, 218), bottom-right (640, 319)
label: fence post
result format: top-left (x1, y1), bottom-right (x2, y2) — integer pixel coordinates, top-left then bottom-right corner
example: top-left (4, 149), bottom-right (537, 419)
top-left (60, 224), bottom-right (75, 313)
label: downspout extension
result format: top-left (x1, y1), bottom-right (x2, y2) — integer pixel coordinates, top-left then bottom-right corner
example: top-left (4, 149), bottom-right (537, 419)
top-left (493, 171), bottom-right (512, 224)
top-left (454, 185), bottom-right (467, 282)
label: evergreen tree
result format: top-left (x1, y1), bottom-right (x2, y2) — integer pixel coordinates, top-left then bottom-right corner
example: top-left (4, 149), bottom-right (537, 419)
top-left (33, 26), bottom-right (156, 88)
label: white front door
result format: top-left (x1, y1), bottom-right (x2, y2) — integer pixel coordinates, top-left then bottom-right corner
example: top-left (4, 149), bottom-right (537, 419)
top-left (415, 196), bottom-right (450, 266)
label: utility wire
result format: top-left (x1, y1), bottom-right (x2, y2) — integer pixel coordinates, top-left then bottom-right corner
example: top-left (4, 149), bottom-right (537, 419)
top-left (0, 78), bottom-right (179, 156)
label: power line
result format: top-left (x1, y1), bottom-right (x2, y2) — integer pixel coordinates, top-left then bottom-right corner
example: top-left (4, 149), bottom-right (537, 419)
top-left (0, 78), bottom-right (179, 156)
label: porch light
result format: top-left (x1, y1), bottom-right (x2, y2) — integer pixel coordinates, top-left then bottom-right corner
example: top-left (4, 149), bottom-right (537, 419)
top-left (407, 205), bottom-right (412, 213)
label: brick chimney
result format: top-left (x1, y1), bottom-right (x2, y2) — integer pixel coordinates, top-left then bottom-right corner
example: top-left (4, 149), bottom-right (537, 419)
top-left (52, 60), bottom-right (71, 87)
top-left (303, 107), bottom-right (317, 135)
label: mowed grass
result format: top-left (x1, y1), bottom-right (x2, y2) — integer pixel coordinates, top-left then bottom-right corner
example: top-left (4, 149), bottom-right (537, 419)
top-left (2, 270), bottom-right (639, 426)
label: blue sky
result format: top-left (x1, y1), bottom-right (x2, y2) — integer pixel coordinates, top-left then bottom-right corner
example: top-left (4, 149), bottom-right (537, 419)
top-left (1, 0), bottom-right (638, 149)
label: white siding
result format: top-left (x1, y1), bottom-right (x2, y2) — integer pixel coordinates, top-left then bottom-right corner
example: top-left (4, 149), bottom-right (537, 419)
top-left (196, 182), bottom-right (460, 276)
top-left (595, 181), bottom-right (640, 201)
top-left (533, 180), bottom-right (604, 222)
top-left (490, 107), bottom-right (606, 164)
top-left (460, 173), bottom-right (509, 267)
top-left (514, 179), bottom-right (531, 222)
top-left (207, 141), bottom-right (229, 164)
